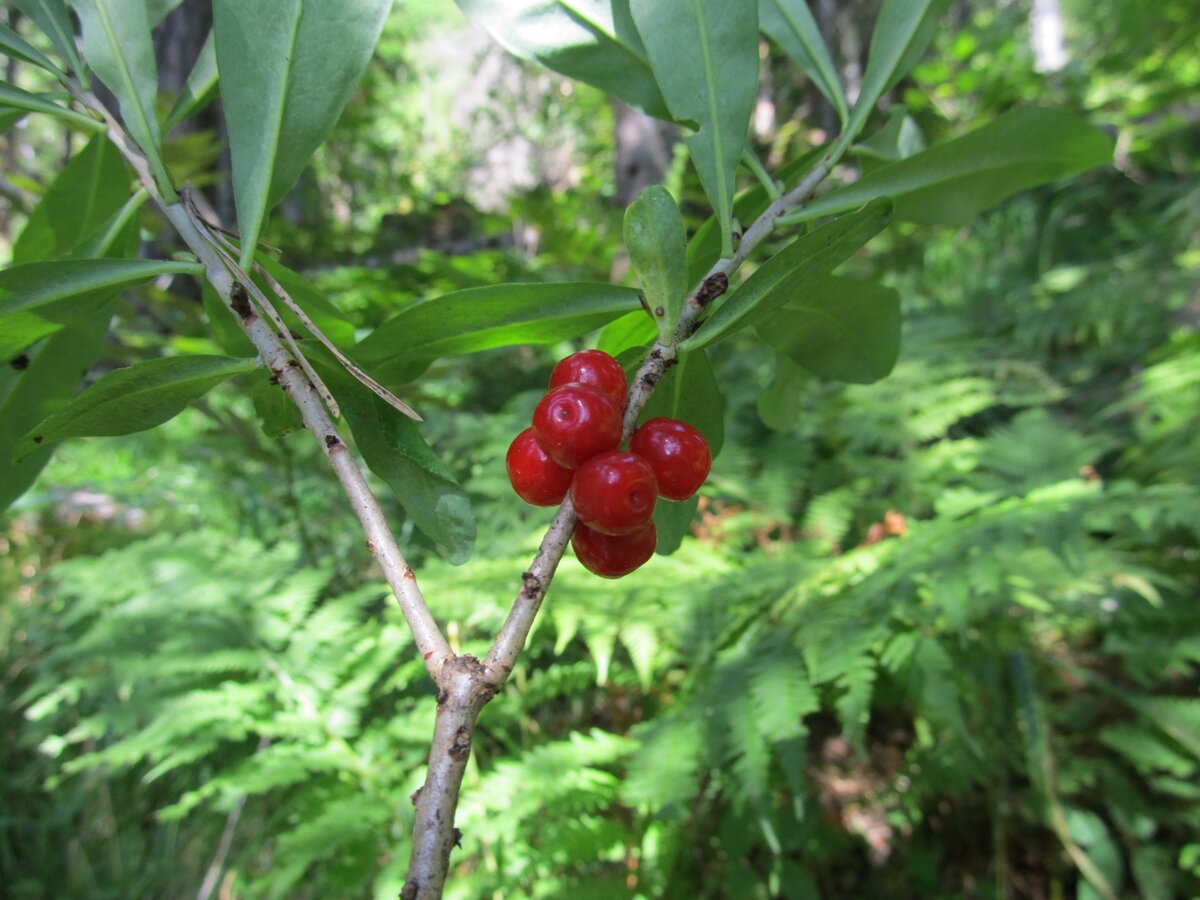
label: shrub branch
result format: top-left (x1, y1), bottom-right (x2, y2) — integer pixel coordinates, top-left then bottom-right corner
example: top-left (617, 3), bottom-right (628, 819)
top-left (78, 83), bottom-right (839, 899)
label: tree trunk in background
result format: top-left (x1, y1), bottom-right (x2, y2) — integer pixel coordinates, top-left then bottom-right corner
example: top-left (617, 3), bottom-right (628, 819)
top-left (1030, 0), bottom-right (1069, 73)
top-left (612, 101), bottom-right (678, 208)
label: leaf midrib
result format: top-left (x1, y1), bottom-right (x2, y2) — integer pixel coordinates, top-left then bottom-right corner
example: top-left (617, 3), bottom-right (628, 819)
top-left (693, 0), bottom-right (727, 222)
top-left (240, 0), bottom-right (303, 268)
top-left (92, 0), bottom-right (157, 154)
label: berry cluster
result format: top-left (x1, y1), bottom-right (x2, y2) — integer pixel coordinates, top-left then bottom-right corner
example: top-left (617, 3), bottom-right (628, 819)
top-left (507, 350), bottom-right (712, 578)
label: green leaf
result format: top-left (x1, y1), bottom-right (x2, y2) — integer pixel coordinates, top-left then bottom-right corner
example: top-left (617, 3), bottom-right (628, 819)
top-left (640, 347), bottom-right (724, 455)
top-left (0, 81), bottom-right (102, 131)
top-left (214, 0), bottom-right (393, 267)
top-left (0, 258), bottom-right (203, 359)
top-left (0, 23), bottom-right (65, 77)
top-left (15, 355), bottom-right (257, 459)
top-left (846, 0), bottom-right (951, 139)
top-left (0, 109), bottom-right (22, 134)
top-left (596, 310), bottom-right (657, 358)
top-left (653, 496), bottom-right (699, 556)
top-left (854, 106), bottom-right (926, 162)
top-left (13, 133), bottom-right (131, 264)
top-left (311, 352), bottom-right (475, 564)
top-left (70, 189), bottom-right (147, 259)
top-left (355, 282), bottom-right (642, 383)
top-left (0, 309), bottom-right (113, 512)
top-left (756, 352), bottom-right (808, 431)
top-left (624, 185), bottom-right (687, 341)
top-left (683, 198), bottom-right (892, 351)
top-left (163, 31), bottom-right (217, 133)
top-left (755, 275), bottom-right (901, 384)
top-left (250, 373), bottom-right (302, 438)
top-left (11, 0), bottom-right (83, 77)
top-left (455, 0), bottom-right (670, 120)
top-left (632, 0), bottom-right (759, 258)
top-left (70, 0), bottom-right (174, 194)
top-left (793, 107), bottom-right (1113, 225)
top-left (758, 0), bottom-right (846, 126)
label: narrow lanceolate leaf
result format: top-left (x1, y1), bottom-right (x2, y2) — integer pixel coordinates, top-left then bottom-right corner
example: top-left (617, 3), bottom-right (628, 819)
top-left (683, 198), bottom-right (893, 351)
top-left (1, 132), bottom-right (143, 512)
top-left (847, 0), bottom-right (952, 139)
top-left (790, 107), bottom-right (1113, 225)
top-left (0, 23), bottom-right (66, 77)
top-left (455, 0), bottom-right (670, 120)
top-left (631, 0), bottom-right (759, 258)
top-left (163, 31), bottom-right (217, 133)
top-left (355, 282), bottom-right (642, 384)
top-left (214, 0), bottom-right (393, 268)
top-left (70, 0), bottom-right (173, 195)
top-left (758, 0), bottom-right (846, 126)
top-left (15, 355), bottom-right (258, 459)
top-left (755, 275), bottom-right (901, 384)
top-left (312, 353), bottom-right (475, 564)
top-left (624, 185), bottom-right (687, 340)
top-left (0, 81), bottom-right (102, 131)
top-left (0, 258), bottom-right (203, 359)
top-left (13, 134), bottom-right (131, 264)
top-left (0, 310), bottom-right (113, 512)
top-left (11, 0), bottom-right (83, 77)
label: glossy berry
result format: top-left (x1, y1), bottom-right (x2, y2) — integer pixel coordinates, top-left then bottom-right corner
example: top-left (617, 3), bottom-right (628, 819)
top-left (549, 349), bottom-right (628, 410)
top-left (571, 450), bottom-right (658, 535)
top-left (506, 428), bottom-right (574, 506)
top-left (532, 383), bottom-right (622, 469)
top-left (572, 520), bottom-right (657, 579)
top-left (629, 417), bottom-right (712, 501)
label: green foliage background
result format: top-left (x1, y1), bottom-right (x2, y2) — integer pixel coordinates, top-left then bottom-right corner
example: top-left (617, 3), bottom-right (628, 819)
top-left (2, 0), bottom-right (1198, 898)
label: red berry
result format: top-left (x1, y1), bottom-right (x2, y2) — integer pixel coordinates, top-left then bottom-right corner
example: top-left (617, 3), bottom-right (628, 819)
top-left (506, 427), bottom-right (574, 506)
top-left (572, 520), bottom-right (657, 578)
top-left (532, 383), bottom-right (622, 469)
top-left (629, 417), bottom-right (712, 501)
top-left (550, 349), bottom-right (628, 409)
top-left (571, 450), bottom-right (658, 535)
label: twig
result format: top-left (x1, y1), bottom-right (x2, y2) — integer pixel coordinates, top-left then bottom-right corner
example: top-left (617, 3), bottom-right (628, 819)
top-left (166, 203), bottom-right (452, 677)
top-left (192, 217), bottom-right (343, 419)
top-left (252, 259), bottom-right (423, 421)
top-left (76, 87), bottom-right (454, 680)
top-left (195, 794), bottom-right (248, 900)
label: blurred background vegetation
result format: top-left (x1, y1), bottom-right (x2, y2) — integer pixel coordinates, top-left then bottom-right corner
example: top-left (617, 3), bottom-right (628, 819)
top-left (2, 0), bottom-right (1198, 897)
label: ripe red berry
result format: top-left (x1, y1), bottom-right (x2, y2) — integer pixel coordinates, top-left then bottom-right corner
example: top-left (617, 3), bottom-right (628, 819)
top-left (629, 417), bottom-right (712, 501)
top-left (532, 383), bottom-right (622, 469)
top-left (550, 349), bottom-right (628, 410)
top-left (572, 520), bottom-right (657, 578)
top-left (571, 450), bottom-right (658, 535)
top-left (506, 427), bottom-right (574, 506)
